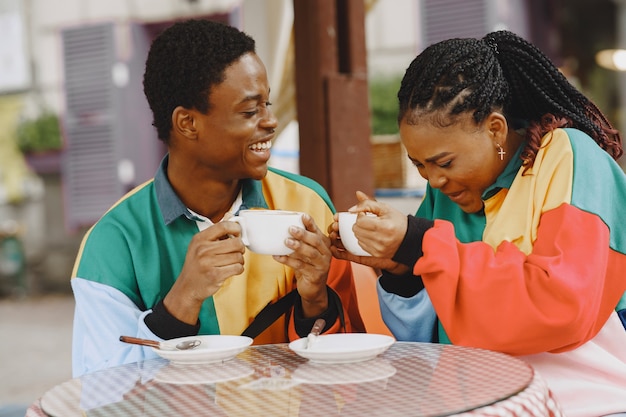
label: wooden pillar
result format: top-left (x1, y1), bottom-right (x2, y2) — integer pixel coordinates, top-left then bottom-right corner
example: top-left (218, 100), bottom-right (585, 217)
top-left (293, 0), bottom-right (374, 212)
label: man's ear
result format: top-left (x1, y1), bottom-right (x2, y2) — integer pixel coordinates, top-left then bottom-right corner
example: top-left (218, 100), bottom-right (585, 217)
top-left (172, 106), bottom-right (197, 140)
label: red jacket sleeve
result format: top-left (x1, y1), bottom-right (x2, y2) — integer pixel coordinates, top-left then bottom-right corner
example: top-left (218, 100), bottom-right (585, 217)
top-left (417, 204), bottom-right (626, 355)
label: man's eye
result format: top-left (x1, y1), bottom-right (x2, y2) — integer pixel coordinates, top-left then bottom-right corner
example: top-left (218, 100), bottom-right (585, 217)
top-left (438, 160), bottom-right (451, 168)
top-left (243, 102), bottom-right (271, 117)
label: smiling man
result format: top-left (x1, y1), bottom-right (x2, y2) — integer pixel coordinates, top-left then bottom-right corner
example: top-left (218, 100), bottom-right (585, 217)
top-left (70, 19), bottom-right (364, 377)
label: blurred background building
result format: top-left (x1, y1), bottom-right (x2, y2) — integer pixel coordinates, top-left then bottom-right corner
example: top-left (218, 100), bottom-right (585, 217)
top-left (0, 0), bottom-right (624, 296)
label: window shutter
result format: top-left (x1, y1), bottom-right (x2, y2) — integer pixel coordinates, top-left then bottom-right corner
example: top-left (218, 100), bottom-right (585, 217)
top-left (421, 0), bottom-right (489, 48)
top-left (61, 22), bottom-right (164, 231)
top-left (61, 23), bottom-right (122, 230)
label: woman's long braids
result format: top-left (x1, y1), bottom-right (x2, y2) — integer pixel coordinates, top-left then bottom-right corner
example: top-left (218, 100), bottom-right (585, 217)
top-left (397, 30), bottom-right (623, 167)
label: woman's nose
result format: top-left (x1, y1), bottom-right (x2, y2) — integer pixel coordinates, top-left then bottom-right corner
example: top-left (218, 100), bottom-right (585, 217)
top-left (427, 170), bottom-right (447, 189)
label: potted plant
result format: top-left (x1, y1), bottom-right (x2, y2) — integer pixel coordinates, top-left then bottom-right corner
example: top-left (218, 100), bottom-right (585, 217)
top-left (16, 112), bottom-right (63, 174)
top-left (369, 75), bottom-right (402, 136)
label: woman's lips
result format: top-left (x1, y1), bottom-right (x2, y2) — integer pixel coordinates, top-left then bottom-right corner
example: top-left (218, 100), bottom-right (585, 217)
top-left (446, 191), bottom-right (465, 203)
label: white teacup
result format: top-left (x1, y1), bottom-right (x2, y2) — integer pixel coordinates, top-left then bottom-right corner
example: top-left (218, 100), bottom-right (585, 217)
top-left (230, 209), bottom-right (305, 255)
top-left (338, 212), bottom-right (373, 256)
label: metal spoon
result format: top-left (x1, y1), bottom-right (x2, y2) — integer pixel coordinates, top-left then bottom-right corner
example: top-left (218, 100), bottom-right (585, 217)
top-left (119, 335), bottom-right (201, 351)
top-left (305, 318), bottom-right (326, 349)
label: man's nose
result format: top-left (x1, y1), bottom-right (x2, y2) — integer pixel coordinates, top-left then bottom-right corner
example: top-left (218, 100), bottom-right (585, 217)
top-left (261, 108), bottom-right (278, 130)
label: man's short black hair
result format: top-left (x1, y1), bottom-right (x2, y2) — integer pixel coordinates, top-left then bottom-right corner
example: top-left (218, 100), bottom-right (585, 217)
top-left (143, 19), bottom-right (256, 142)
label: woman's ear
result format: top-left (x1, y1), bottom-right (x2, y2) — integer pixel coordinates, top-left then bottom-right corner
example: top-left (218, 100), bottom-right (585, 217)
top-left (172, 106), bottom-right (198, 140)
top-left (486, 111), bottom-right (508, 144)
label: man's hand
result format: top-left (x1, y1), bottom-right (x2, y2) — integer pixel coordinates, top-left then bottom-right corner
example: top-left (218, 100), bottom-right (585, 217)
top-left (163, 221), bottom-right (246, 325)
top-left (272, 213), bottom-right (331, 318)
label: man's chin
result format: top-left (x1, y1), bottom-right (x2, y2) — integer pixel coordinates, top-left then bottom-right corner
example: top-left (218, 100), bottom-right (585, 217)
top-left (248, 167), bottom-right (269, 181)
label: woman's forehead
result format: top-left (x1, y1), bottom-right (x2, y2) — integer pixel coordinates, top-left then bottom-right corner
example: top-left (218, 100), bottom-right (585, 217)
top-left (402, 110), bottom-right (484, 133)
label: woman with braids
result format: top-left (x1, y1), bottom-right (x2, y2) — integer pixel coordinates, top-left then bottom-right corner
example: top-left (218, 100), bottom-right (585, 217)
top-left (330, 30), bottom-right (626, 416)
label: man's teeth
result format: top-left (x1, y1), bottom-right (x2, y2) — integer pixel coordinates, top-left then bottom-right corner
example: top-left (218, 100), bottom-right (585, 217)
top-left (249, 141), bottom-right (272, 151)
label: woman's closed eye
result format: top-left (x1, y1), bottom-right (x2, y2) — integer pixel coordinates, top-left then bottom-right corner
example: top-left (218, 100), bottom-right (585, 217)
top-left (411, 160), bottom-right (451, 169)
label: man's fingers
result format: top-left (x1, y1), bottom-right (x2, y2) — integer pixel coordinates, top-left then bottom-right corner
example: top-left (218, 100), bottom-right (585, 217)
top-left (196, 220), bottom-right (242, 240)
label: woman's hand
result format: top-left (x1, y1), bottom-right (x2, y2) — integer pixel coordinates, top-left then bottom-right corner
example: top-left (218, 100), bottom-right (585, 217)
top-left (329, 246), bottom-right (410, 275)
top-left (329, 191), bottom-right (410, 275)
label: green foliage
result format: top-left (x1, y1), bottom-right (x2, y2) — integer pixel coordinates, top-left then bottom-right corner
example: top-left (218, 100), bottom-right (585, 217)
top-left (369, 75), bottom-right (402, 135)
top-left (16, 112), bottom-right (62, 153)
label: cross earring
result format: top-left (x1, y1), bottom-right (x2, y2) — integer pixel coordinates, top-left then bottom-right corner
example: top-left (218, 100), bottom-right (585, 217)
top-left (496, 143), bottom-right (506, 161)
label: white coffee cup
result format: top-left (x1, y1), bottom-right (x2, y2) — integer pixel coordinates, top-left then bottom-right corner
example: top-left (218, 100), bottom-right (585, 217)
top-left (230, 209), bottom-right (305, 255)
top-left (338, 212), bottom-right (373, 256)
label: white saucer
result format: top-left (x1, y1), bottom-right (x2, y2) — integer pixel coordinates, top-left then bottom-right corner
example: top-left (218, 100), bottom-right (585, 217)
top-left (291, 358), bottom-right (396, 385)
top-left (154, 359), bottom-right (254, 385)
top-left (289, 333), bottom-right (395, 364)
top-left (153, 335), bottom-right (253, 364)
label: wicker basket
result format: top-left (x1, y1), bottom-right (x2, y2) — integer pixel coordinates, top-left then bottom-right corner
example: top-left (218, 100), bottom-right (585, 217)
top-left (371, 134), bottom-right (405, 188)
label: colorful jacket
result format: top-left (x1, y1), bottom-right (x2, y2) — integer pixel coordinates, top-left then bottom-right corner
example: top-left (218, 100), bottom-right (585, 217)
top-left (379, 128), bottom-right (626, 416)
top-left (72, 157), bottom-right (364, 377)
